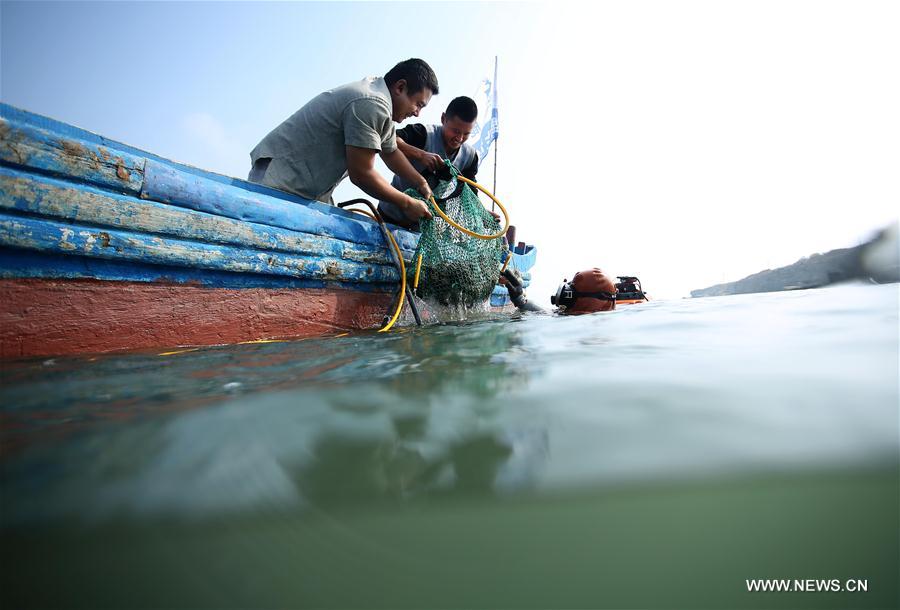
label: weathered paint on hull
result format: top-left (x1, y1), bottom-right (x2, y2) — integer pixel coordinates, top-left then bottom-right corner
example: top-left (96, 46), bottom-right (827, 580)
top-left (0, 278), bottom-right (393, 359)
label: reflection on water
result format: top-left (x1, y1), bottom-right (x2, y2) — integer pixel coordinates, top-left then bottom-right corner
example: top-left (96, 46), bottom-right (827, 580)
top-left (1, 283), bottom-right (898, 608)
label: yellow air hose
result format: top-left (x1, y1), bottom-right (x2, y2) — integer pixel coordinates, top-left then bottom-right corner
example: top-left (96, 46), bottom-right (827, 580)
top-left (346, 204), bottom-right (408, 333)
top-left (348, 208), bottom-right (378, 221)
top-left (413, 253), bottom-right (423, 291)
top-left (427, 175), bottom-right (510, 240)
top-left (500, 251), bottom-right (513, 273)
top-left (378, 227), bottom-right (407, 332)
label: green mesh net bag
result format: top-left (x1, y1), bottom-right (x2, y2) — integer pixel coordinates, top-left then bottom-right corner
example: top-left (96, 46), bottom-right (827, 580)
top-left (406, 162), bottom-right (508, 307)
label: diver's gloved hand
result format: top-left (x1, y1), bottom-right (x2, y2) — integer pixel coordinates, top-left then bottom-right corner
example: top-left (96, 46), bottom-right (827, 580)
top-left (500, 268), bottom-right (544, 312)
top-left (503, 274), bottom-right (524, 300)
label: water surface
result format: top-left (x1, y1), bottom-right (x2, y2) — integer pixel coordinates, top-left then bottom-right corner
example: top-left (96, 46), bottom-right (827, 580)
top-left (2, 283), bottom-right (897, 608)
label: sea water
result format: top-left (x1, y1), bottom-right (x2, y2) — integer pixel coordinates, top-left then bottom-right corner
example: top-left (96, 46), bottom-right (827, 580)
top-left (1, 283), bottom-right (897, 609)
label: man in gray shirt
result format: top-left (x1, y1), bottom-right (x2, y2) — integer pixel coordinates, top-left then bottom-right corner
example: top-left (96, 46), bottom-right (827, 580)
top-left (249, 58), bottom-right (437, 223)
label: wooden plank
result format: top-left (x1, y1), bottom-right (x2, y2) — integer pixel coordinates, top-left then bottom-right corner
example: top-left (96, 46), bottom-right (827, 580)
top-left (0, 213), bottom-right (400, 284)
top-left (0, 247), bottom-right (394, 292)
top-left (0, 165), bottom-right (399, 266)
top-left (141, 160), bottom-right (420, 252)
top-left (0, 117), bottom-right (144, 194)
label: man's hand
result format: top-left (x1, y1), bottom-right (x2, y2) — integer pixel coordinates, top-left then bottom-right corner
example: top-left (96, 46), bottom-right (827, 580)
top-left (396, 137), bottom-right (443, 173)
top-left (348, 146), bottom-right (432, 220)
top-left (417, 150), bottom-right (444, 173)
top-left (403, 195), bottom-right (432, 221)
top-left (414, 179), bottom-right (433, 202)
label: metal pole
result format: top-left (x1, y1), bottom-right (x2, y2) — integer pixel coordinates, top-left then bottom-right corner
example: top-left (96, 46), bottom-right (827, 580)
top-left (492, 135), bottom-right (498, 212)
top-left (491, 55), bottom-right (498, 212)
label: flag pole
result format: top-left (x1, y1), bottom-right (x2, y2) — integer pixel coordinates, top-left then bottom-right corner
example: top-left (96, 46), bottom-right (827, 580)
top-left (492, 136), bottom-right (498, 212)
top-left (491, 55), bottom-right (498, 212)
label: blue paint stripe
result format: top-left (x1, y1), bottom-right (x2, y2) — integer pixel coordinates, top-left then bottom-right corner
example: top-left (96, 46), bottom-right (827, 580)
top-left (0, 247), bottom-right (394, 292)
top-left (143, 160), bottom-right (374, 247)
top-left (141, 161), bottom-right (420, 252)
top-left (0, 116), bottom-right (145, 194)
top-left (0, 165), bottom-right (405, 265)
top-left (0, 213), bottom-right (400, 284)
top-left (1, 103), bottom-right (420, 249)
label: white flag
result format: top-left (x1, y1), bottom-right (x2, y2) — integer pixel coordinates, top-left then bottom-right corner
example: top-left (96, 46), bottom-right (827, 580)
top-left (471, 57), bottom-right (499, 167)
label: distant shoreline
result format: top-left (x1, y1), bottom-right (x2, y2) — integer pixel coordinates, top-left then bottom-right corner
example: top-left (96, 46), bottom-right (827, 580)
top-left (691, 225), bottom-right (899, 298)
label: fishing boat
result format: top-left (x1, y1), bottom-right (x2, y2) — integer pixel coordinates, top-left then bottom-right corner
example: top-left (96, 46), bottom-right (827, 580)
top-left (0, 103), bottom-right (423, 359)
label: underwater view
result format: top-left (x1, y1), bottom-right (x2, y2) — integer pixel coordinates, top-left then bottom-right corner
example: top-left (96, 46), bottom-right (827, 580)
top-left (1, 282), bottom-right (898, 609)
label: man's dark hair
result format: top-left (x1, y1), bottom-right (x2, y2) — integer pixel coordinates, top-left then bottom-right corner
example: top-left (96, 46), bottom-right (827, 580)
top-left (445, 96), bottom-right (478, 123)
top-left (385, 58), bottom-right (439, 95)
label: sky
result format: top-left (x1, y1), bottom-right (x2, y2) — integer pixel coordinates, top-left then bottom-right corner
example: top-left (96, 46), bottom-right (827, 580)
top-left (1, 0), bottom-right (897, 301)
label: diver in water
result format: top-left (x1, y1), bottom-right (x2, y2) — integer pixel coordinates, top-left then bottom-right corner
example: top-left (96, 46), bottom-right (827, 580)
top-left (503, 267), bottom-right (617, 315)
top-left (551, 268), bottom-right (617, 314)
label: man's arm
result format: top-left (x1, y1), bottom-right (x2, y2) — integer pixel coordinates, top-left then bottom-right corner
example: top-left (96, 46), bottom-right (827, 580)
top-left (345, 145), bottom-right (432, 221)
top-left (381, 147), bottom-right (434, 198)
top-left (396, 124), bottom-right (442, 172)
top-left (397, 137), bottom-right (443, 173)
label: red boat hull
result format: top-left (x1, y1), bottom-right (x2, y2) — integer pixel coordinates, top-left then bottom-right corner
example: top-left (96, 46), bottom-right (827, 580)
top-left (0, 278), bottom-right (393, 359)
